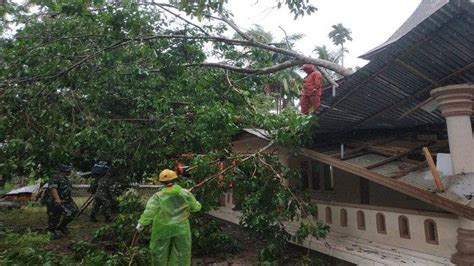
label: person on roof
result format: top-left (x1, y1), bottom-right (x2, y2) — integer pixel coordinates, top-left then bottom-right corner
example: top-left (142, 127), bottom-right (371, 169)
top-left (136, 169), bottom-right (201, 266)
top-left (300, 64), bottom-right (323, 115)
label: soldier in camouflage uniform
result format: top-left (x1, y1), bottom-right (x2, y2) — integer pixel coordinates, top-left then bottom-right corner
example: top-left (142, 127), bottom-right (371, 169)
top-left (89, 161), bottom-right (113, 222)
top-left (45, 165), bottom-right (79, 239)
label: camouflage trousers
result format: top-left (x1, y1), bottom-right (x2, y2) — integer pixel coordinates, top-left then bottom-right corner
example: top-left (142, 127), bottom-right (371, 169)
top-left (90, 197), bottom-right (112, 219)
top-left (46, 201), bottom-right (79, 231)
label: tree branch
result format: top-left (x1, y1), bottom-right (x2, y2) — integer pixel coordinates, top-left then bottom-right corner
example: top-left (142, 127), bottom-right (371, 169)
top-left (186, 60), bottom-right (304, 75)
top-left (317, 67), bottom-right (339, 88)
top-left (153, 3), bottom-right (211, 36)
top-left (217, 14), bottom-right (352, 76)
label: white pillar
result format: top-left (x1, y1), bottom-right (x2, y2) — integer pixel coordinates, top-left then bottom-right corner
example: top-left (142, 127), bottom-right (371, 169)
top-left (431, 84), bottom-right (474, 266)
top-left (431, 84), bottom-right (474, 174)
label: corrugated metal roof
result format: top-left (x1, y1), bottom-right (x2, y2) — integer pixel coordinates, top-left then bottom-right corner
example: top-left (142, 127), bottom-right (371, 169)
top-left (319, 0), bottom-right (474, 134)
top-left (360, 0), bottom-right (449, 60)
top-left (4, 184), bottom-right (40, 196)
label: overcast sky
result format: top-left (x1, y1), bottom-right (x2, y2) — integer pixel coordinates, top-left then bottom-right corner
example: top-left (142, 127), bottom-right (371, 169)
top-left (227, 0), bottom-right (421, 68)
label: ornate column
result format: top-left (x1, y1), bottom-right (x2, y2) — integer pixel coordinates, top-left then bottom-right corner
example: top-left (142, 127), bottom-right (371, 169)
top-left (431, 84), bottom-right (474, 174)
top-left (431, 84), bottom-right (474, 266)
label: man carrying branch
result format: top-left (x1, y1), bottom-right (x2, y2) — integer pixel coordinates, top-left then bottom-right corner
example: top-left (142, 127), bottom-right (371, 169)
top-left (136, 169), bottom-right (201, 266)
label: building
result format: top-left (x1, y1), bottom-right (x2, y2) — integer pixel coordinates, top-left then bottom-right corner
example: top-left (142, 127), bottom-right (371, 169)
top-left (211, 1), bottom-right (474, 265)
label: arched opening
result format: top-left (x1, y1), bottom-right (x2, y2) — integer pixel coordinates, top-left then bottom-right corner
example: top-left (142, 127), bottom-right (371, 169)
top-left (398, 215), bottom-right (410, 239)
top-left (357, 210), bottom-right (365, 230)
top-left (376, 213), bottom-right (386, 234)
top-left (340, 209), bottom-right (348, 227)
top-left (325, 207), bottom-right (332, 224)
top-left (424, 219), bottom-right (439, 245)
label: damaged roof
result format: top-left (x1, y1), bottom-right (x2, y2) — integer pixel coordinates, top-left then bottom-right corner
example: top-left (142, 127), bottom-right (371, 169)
top-left (319, 0), bottom-right (474, 133)
top-left (237, 128), bottom-right (474, 219)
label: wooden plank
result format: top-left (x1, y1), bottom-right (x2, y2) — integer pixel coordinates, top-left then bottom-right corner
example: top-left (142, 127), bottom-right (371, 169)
top-left (423, 147), bottom-right (445, 192)
top-left (330, 146), bottom-right (365, 159)
top-left (394, 59), bottom-right (437, 85)
top-left (366, 142), bottom-right (428, 170)
top-left (399, 157), bottom-right (426, 165)
top-left (300, 148), bottom-right (474, 220)
top-left (342, 151), bottom-right (370, 160)
top-left (390, 161), bottom-right (428, 178)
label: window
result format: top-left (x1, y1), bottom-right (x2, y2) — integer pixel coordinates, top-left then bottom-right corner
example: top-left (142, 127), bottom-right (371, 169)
top-left (424, 219), bottom-right (439, 245)
top-left (325, 207), bottom-right (332, 224)
top-left (300, 161), bottom-right (309, 189)
top-left (376, 213), bottom-right (387, 234)
top-left (398, 216), bottom-right (411, 239)
top-left (300, 160), bottom-right (334, 192)
top-left (312, 162), bottom-right (321, 190)
top-left (323, 165), bottom-right (334, 191)
top-left (340, 209), bottom-right (348, 227)
top-left (357, 211), bottom-right (366, 230)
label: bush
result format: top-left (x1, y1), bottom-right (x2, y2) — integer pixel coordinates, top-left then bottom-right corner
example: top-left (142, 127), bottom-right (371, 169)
top-left (191, 215), bottom-right (242, 258)
top-left (0, 230), bottom-right (72, 265)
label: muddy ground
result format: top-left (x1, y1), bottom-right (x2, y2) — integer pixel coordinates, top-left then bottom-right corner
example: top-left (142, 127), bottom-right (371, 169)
top-left (0, 197), bottom-right (351, 265)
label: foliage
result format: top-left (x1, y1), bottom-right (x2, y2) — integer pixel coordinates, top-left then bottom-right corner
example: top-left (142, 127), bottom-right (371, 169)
top-left (191, 214), bottom-right (242, 257)
top-left (0, 0), bottom-right (329, 263)
top-left (170, 0), bottom-right (317, 19)
top-left (0, 230), bottom-right (72, 265)
top-left (328, 23), bottom-right (353, 66)
top-left (229, 154), bottom-right (326, 262)
top-left (94, 190), bottom-right (145, 247)
top-left (328, 23), bottom-right (353, 47)
top-left (262, 109), bottom-right (317, 152)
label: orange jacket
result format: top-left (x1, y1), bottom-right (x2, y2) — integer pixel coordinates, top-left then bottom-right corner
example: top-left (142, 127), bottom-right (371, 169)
top-left (302, 66), bottom-right (323, 96)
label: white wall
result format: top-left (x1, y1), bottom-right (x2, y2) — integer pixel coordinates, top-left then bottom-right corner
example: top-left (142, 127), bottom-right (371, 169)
top-left (316, 201), bottom-right (458, 259)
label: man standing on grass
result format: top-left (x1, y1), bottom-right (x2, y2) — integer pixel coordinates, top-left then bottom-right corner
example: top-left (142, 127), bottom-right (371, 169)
top-left (89, 161), bottom-right (113, 222)
top-left (136, 169), bottom-right (201, 265)
top-left (45, 165), bottom-right (78, 239)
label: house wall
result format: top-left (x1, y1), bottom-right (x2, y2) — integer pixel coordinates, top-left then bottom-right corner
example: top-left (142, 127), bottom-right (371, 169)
top-left (316, 201), bottom-right (458, 259)
top-left (368, 182), bottom-right (444, 212)
top-left (310, 168), bottom-right (362, 204)
top-left (231, 136), bottom-right (291, 166)
top-left (288, 155), bottom-right (445, 212)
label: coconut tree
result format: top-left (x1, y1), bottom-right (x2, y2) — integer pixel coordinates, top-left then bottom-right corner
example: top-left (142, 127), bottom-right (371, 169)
top-left (328, 23), bottom-right (353, 67)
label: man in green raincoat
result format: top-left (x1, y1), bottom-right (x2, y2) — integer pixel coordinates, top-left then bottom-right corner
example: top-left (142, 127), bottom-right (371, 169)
top-left (136, 169), bottom-right (201, 266)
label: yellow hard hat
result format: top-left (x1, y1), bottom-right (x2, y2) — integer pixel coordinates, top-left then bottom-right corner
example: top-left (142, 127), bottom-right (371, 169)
top-left (159, 169), bottom-right (178, 182)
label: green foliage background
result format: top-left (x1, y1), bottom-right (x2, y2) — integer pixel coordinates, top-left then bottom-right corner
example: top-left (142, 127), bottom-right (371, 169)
top-left (0, 0), bottom-right (328, 263)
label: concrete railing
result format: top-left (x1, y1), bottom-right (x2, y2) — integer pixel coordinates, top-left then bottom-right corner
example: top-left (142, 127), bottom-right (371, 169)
top-left (314, 201), bottom-right (458, 259)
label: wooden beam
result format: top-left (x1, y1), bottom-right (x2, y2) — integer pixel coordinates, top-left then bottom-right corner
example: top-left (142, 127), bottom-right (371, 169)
top-left (397, 96), bottom-right (435, 120)
top-left (366, 142), bottom-right (428, 170)
top-left (423, 147), bottom-right (445, 192)
top-left (300, 148), bottom-right (474, 220)
top-left (390, 161), bottom-right (428, 178)
top-left (394, 59), bottom-right (437, 85)
top-left (342, 151), bottom-right (370, 160)
top-left (330, 146), bottom-right (365, 158)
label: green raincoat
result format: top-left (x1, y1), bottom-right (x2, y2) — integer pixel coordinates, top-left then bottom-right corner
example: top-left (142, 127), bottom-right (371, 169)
top-left (138, 184), bottom-right (201, 266)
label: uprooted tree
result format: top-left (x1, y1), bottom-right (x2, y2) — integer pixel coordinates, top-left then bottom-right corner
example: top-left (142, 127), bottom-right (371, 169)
top-left (0, 0), bottom-right (339, 263)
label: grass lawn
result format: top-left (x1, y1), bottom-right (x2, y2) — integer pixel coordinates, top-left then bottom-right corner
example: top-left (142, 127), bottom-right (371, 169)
top-left (0, 196), bottom-right (106, 256)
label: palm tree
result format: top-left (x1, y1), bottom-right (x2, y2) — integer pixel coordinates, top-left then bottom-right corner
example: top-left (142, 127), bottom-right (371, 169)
top-left (314, 45), bottom-right (336, 62)
top-left (328, 23), bottom-right (353, 67)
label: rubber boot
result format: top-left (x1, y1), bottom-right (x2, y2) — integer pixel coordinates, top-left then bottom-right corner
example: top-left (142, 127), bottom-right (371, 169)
top-left (59, 226), bottom-right (70, 235)
top-left (49, 229), bottom-right (62, 240)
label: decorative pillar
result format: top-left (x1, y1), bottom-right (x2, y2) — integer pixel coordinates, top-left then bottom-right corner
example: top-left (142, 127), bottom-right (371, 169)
top-left (431, 84), bottom-right (474, 174)
top-left (431, 84), bottom-right (474, 266)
